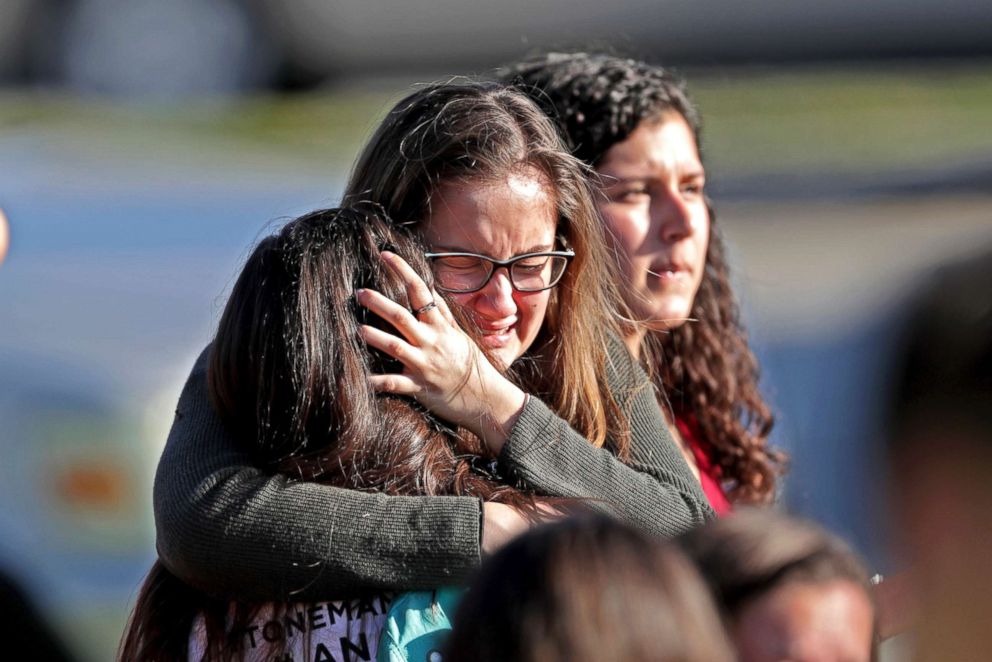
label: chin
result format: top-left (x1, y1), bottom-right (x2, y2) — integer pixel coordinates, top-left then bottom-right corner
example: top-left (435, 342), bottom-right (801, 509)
top-left (643, 301), bottom-right (695, 331)
top-left (492, 346), bottom-right (521, 370)
top-left (646, 319), bottom-right (687, 332)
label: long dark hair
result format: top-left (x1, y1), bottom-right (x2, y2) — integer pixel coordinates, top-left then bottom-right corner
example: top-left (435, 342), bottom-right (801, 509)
top-left (120, 206), bottom-right (540, 661)
top-left (503, 52), bottom-right (784, 503)
top-left (207, 205), bottom-right (534, 499)
top-left (344, 81), bottom-right (631, 454)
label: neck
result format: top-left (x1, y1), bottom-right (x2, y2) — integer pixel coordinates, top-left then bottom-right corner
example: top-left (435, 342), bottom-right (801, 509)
top-left (623, 324), bottom-right (647, 361)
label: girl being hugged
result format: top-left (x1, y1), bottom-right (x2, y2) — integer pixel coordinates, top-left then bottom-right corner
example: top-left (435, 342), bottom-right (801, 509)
top-left (152, 81), bottom-right (712, 610)
top-left (123, 205), bottom-right (548, 660)
top-left (504, 53), bottom-right (785, 510)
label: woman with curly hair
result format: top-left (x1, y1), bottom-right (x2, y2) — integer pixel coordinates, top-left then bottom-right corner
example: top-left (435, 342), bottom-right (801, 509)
top-left (504, 52), bottom-right (784, 510)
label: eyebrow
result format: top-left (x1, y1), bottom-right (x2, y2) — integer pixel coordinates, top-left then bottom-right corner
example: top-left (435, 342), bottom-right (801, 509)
top-left (429, 242), bottom-right (556, 255)
top-left (599, 161), bottom-right (706, 180)
top-left (602, 169), bottom-right (706, 183)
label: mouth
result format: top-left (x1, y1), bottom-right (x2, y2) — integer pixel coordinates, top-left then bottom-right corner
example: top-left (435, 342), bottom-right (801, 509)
top-left (646, 261), bottom-right (691, 281)
top-left (476, 318), bottom-right (517, 346)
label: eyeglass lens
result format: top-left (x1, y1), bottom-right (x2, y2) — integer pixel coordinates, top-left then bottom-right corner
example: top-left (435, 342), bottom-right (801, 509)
top-left (431, 254), bottom-right (569, 293)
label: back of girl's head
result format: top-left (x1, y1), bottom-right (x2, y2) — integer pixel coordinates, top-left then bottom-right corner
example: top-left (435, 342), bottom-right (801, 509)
top-left (679, 509), bottom-right (873, 619)
top-left (501, 52), bottom-right (700, 166)
top-left (445, 516), bottom-right (734, 662)
top-left (208, 203), bottom-right (518, 500)
top-left (211, 204), bottom-right (414, 476)
top-left (120, 206), bottom-right (534, 662)
top-left (345, 79), bottom-right (628, 451)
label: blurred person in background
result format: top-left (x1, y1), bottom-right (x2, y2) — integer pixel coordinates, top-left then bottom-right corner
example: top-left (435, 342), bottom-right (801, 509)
top-left (885, 246), bottom-right (992, 662)
top-left (444, 515), bottom-right (734, 662)
top-left (504, 53), bottom-right (784, 514)
top-left (0, 571), bottom-right (77, 661)
top-left (120, 205), bottom-right (556, 660)
top-left (151, 81), bottom-right (711, 610)
top-left (0, 207), bottom-right (76, 660)
top-left (680, 509), bottom-right (877, 662)
top-left (0, 208), bottom-right (9, 265)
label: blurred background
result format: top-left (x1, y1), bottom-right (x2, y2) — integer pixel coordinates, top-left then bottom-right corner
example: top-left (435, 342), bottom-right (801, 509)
top-left (2, 0), bottom-right (992, 659)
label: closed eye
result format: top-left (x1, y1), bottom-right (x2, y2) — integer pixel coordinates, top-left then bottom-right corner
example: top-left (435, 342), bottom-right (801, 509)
top-left (435, 256), bottom-right (485, 271)
top-left (515, 259), bottom-right (549, 272)
top-left (681, 175), bottom-right (706, 197)
top-left (611, 186), bottom-right (649, 202)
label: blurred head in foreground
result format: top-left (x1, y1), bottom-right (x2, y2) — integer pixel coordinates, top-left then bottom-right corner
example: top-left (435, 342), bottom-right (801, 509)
top-left (886, 247), bottom-right (992, 662)
top-left (680, 510), bottom-right (876, 662)
top-left (445, 516), bottom-right (733, 662)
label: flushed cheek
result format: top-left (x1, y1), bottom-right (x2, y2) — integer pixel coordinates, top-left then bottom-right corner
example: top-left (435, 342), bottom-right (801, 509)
top-left (516, 293), bottom-right (549, 335)
top-left (444, 293), bottom-right (474, 319)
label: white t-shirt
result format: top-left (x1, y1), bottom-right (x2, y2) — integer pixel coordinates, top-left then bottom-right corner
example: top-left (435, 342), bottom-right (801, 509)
top-left (189, 593), bottom-right (394, 662)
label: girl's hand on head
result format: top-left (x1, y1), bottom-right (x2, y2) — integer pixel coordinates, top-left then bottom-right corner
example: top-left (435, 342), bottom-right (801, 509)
top-left (357, 251), bottom-right (527, 453)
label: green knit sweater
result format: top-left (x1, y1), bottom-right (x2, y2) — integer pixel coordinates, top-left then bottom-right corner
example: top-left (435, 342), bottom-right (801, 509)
top-left (153, 337), bottom-right (713, 601)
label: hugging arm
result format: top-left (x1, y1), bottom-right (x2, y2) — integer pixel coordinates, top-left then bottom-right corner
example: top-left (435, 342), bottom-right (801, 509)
top-left (154, 337), bottom-right (709, 602)
top-left (153, 348), bottom-right (483, 602)
top-left (497, 336), bottom-right (715, 537)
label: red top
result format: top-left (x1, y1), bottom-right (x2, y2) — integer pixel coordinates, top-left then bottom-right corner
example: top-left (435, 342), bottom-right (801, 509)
top-left (675, 416), bottom-right (732, 516)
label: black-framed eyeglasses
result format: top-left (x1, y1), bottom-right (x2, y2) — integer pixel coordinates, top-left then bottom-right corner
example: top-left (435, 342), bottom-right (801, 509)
top-left (425, 249), bottom-right (575, 293)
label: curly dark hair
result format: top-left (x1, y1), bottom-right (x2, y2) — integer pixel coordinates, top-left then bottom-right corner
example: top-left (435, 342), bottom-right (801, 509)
top-left (502, 52), bottom-right (784, 504)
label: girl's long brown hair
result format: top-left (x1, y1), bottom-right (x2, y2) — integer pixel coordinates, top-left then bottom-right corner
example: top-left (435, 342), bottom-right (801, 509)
top-left (504, 52), bottom-right (784, 503)
top-left (207, 205), bottom-right (536, 499)
top-left (344, 81), bottom-right (631, 454)
top-left (120, 206), bottom-right (542, 661)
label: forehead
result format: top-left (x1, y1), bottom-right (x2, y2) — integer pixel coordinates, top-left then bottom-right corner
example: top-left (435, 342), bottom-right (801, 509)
top-left (422, 168), bottom-right (558, 258)
top-left (740, 580), bottom-right (874, 660)
top-left (596, 113), bottom-right (702, 177)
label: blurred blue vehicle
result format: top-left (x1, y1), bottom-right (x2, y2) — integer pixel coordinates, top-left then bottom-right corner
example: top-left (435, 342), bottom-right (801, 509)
top-left (0, 132), bottom-right (344, 659)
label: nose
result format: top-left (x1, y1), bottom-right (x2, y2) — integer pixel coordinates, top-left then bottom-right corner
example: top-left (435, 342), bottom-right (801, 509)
top-left (653, 188), bottom-right (695, 243)
top-left (474, 267), bottom-right (517, 318)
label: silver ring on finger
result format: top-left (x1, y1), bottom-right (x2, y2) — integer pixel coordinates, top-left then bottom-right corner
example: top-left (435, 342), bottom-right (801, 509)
top-left (413, 301), bottom-right (437, 317)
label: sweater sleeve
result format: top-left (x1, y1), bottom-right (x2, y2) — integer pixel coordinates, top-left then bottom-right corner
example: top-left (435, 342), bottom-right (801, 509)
top-left (153, 347), bottom-right (483, 602)
top-left (497, 336), bottom-right (715, 537)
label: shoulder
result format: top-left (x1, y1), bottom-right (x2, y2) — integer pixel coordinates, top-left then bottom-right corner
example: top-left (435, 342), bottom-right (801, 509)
top-left (602, 330), bottom-right (652, 397)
